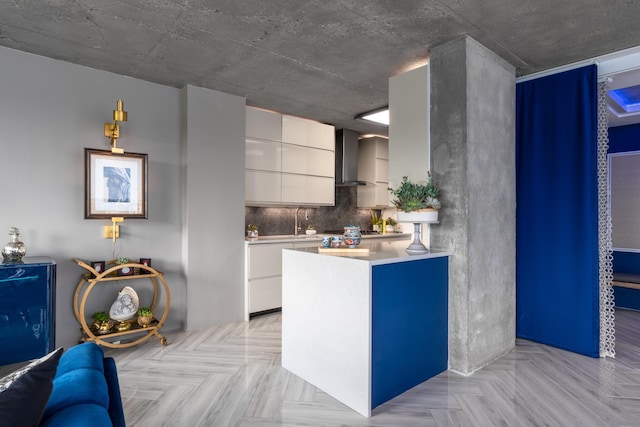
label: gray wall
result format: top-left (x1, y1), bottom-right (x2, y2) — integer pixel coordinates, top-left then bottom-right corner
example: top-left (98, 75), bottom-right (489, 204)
top-left (0, 45), bottom-right (246, 349)
top-left (430, 36), bottom-right (516, 375)
top-left (182, 85), bottom-right (246, 330)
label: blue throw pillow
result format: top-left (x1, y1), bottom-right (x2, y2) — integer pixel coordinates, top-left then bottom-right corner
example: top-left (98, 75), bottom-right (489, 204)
top-left (0, 347), bottom-right (63, 427)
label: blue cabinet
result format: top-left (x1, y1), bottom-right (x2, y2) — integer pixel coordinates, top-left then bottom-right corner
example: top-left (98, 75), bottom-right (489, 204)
top-left (0, 257), bottom-right (56, 365)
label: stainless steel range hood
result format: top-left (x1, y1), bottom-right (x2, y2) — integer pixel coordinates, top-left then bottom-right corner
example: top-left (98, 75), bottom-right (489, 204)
top-left (335, 129), bottom-right (366, 186)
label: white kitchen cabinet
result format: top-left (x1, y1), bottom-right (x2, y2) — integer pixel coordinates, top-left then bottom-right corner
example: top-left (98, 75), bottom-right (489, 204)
top-left (246, 242), bottom-right (293, 317)
top-left (245, 107), bottom-right (335, 207)
top-left (246, 170), bottom-right (281, 204)
top-left (246, 138), bottom-right (282, 171)
top-left (246, 107), bottom-right (282, 141)
top-left (357, 136), bottom-right (390, 208)
top-left (281, 144), bottom-right (334, 177)
top-left (282, 174), bottom-right (334, 205)
top-left (282, 115), bottom-right (334, 150)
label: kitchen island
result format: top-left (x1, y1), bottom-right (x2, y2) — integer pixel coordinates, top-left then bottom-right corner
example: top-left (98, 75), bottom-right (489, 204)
top-left (244, 233), bottom-right (411, 319)
top-left (281, 241), bottom-right (450, 417)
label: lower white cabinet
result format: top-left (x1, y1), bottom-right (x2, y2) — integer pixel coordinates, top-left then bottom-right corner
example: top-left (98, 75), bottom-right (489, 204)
top-left (246, 242), bottom-right (293, 318)
top-left (249, 277), bottom-right (282, 314)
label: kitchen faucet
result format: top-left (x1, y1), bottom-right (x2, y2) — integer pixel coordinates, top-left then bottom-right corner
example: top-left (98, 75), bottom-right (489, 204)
top-left (294, 207), bottom-right (301, 235)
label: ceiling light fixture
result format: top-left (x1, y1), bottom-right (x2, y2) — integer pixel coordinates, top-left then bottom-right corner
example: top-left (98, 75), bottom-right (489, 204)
top-left (355, 106), bottom-right (389, 126)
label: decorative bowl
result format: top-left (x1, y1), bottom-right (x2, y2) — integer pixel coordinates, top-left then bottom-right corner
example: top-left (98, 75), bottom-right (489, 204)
top-left (330, 236), bottom-right (342, 248)
top-left (343, 226), bottom-right (362, 248)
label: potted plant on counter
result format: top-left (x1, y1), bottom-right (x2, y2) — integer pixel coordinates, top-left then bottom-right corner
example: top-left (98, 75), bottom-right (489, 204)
top-left (388, 171), bottom-right (441, 222)
top-left (246, 224), bottom-right (259, 238)
top-left (370, 210), bottom-right (383, 233)
top-left (385, 217), bottom-right (398, 233)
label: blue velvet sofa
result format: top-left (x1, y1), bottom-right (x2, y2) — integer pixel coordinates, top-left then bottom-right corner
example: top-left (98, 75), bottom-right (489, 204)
top-left (40, 343), bottom-right (125, 427)
top-left (0, 342), bottom-right (125, 426)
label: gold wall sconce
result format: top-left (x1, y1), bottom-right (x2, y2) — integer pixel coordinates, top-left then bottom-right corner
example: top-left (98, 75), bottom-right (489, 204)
top-left (104, 99), bottom-right (128, 154)
top-left (102, 100), bottom-right (128, 243)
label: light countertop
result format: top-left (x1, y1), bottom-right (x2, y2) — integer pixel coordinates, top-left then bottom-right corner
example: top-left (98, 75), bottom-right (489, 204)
top-left (285, 240), bottom-right (450, 266)
top-left (245, 233), bottom-right (411, 245)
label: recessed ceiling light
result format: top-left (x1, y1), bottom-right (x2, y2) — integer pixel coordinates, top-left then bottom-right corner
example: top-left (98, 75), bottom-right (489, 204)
top-left (355, 107), bottom-right (389, 126)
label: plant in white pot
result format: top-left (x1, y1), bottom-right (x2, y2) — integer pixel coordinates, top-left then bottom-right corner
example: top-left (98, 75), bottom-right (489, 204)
top-left (388, 172), bottom-right (441, 254)
top-left (388, 172), bottom-right (441, 222)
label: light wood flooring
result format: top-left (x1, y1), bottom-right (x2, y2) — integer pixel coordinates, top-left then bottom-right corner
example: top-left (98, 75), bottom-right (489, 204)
top-left (105, 309), bottom-right (640, 427)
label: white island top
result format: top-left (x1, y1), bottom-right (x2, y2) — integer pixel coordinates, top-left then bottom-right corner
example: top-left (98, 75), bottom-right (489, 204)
top-left (292, 239), bottom-right (451, 265)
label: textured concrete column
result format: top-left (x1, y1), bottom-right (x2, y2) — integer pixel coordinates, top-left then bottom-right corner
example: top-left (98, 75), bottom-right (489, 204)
top-left (430, 36), bottom-right (516, 375)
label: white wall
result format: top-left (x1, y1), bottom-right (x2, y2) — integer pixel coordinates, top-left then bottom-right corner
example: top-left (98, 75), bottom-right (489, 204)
top-left (388, 64), bottom-right (430, 188)
top-left (388, 64), bottom-right (431, 235)
top-left (0, 45), bottom-right (233, 349)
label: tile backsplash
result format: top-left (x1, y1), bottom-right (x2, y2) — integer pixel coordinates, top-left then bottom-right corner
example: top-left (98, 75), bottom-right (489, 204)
top-left (245, 187), bottom-right (379, 236)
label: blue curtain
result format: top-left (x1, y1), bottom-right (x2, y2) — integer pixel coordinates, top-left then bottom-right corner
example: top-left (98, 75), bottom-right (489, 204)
top-left (516, 65), bottom-right (599, 357)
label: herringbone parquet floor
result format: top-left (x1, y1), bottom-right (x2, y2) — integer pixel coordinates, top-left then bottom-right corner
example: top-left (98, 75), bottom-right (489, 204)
top-left (106, 309), bottom-right (640, 427)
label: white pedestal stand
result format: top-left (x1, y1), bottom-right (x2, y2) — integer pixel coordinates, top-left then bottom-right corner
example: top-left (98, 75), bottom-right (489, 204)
top-left (397, 211), bottom-right (439, 255)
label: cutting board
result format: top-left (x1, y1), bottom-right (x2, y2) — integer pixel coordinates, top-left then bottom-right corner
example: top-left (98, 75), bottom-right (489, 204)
top-left (318, 247), bottom-right (370, 254)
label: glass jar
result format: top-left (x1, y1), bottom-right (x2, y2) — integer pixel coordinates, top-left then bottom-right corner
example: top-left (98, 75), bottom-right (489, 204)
top-left (2, 226), bottom-right (27, 262)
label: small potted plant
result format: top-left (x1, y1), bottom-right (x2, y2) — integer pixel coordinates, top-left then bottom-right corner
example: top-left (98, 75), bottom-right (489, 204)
top-left (385, 217), bottom-right (398, 233)
top-left (370, 210), bottom-right (383, 233)
top-left (91, 311), bottom-right (112, 334)
top-left (247, 224), bottom-right (259, 238)
top-left (388, 171), bottom-right (441, 222)
top-left (137, 307), bottom-right (153, 327)
top-left (305, 224), bottom-right (316, 235)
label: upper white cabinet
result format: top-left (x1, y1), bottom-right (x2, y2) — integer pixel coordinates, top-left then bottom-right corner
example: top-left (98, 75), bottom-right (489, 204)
top-left (246, 107), bottom-right (282, 141)
top-left (282, 115), bottom-right (334, 150)
top-left (281, 144), bottom-right (334, 177)
top-left (246, 107), bottom-right (335, 207)
top-left (246, 138), bottom-right (282, 171)
top-left (357, 136), bottom-right (390, 208)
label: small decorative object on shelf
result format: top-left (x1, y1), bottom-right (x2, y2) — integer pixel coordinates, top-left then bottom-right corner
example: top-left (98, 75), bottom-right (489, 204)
top-left (137, 307), bottom-right (153, 327)
top-left (139, 258), bottom-right (151, 274)
top-left (91, 311), bottom-right (112, 334)
top-left (305, 225), bottom-right (316, 235)
top-left (247, 224), bottom-right (259, 238)
top-left (343, 226), bottom-right (362, 248)
top-left (109, 286), bottom-right (139, 332)
top-left (2, 226), bottom-right (27, 262)
top-left (115, 257), bottom-right (133, 276)
top-left (91, 261), bottom-right (105, 278)
top-left (109, 286), bottom-right (139, 322)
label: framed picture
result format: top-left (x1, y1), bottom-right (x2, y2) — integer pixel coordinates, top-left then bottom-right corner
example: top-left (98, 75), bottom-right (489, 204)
top-left (91, 261), bottom-right (105, 278)
top-left (85, 148), bottom-right (148, 219)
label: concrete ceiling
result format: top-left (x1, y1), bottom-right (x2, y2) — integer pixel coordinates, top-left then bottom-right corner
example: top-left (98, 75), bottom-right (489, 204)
top-left (2, 1), bottom-right (640, 136)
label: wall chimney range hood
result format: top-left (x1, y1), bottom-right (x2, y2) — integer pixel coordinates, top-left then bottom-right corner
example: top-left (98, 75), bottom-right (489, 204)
top-left (335, 129), bottom-right (365, 186)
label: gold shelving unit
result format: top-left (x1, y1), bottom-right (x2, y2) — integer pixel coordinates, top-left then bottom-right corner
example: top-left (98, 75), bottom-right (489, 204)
top-left (72, 258), bottom-right (171, 348)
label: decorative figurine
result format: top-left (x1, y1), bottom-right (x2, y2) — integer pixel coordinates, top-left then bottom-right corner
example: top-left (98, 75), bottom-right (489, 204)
top-left (2, 226), bottom-right (27, 262)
